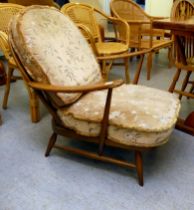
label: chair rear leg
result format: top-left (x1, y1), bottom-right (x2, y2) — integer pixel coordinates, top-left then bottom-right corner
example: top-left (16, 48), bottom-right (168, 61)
top-left (2, 67), bottom-right (14, 109)
top-left (124, 58), bottom-right (130, 84)
top-left (168, 68), bottom-right (181, 92)
top-left (135, 151), bottom-right (144, 186)
top-left (147, 52), bottom-right (153, 80)
top-left (179, 71), bottom-right (192, 100)
top-left (45, 132), bottom-right (57, 157)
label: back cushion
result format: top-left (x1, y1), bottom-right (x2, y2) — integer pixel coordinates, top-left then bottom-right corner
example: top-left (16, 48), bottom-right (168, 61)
top-left (10, 6), bottom-right (102, 106)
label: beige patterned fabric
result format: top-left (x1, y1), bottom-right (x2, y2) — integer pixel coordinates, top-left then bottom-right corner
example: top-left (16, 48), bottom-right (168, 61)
top-left (10, 6), bottom-right (102, 106)
top-left (58, 85), bottom-right (180, 147)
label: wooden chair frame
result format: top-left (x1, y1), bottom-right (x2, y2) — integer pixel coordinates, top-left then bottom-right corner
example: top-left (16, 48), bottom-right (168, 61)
top-left (9, 33), bottom-right (156, 186)
top-left (61, 2), bottom-right (149, 84)
top-left (110, 0), bottom-right (174, 80)
top-left (0, 3), bottom-right (40, 122)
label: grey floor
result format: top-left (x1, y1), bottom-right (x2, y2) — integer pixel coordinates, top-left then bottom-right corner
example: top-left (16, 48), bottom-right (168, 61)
top-left (0, 50), bottom-right (194, 210)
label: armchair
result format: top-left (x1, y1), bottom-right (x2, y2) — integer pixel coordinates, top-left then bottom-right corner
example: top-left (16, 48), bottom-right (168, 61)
top-left (0, 3), bottom-right (40, 122)
top-left (61, 3), bottom-right (149, 84)
top-left (170, 0), bottom-right (194, 100)
top-left (110, 0), bottom-right (174, 80)
top-left (9, 6), bottom-right (180, 186)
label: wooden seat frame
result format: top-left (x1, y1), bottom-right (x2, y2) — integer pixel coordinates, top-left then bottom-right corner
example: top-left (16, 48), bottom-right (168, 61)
top-left (9, 33), bottom-right (158, 186)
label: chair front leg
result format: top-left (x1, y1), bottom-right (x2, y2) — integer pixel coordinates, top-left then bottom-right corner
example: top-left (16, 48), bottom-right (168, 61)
top-left (2, 66), bottom-right (14, 109)
top-left (147, 52), bottom-right (153, 80)
top-left (135, 151), bottom-right (144, 186)
top-left (124, 57), bottom-right (130, 84)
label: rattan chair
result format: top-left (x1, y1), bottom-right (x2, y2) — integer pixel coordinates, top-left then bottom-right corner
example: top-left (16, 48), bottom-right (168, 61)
top-left (0, 3), bottom-right (40, 122)
top-left (170, 0), bottom-right (194, 99)
top-left (61, 3), bottom-right (149, 84)
top-left (110, 0), bottom-right (174, 80)
top-left (9, 6), bottom-right (180, 186)
top-left (8, 0), bottom-right (60, 8)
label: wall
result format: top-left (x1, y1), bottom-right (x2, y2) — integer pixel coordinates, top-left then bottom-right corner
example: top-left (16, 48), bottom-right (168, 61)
top-left (145, 0), bottom-right (173, 17)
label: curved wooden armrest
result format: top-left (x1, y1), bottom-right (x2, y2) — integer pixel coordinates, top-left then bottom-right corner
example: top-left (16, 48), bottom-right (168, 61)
top-left (0, 31), bottom-right (11, 60)
top-left (126, 20), bottom-right (151, 24)
top-left (97, 49), bottom-right (150, 60)
top-left (28, 79), bottom-right (124, 93)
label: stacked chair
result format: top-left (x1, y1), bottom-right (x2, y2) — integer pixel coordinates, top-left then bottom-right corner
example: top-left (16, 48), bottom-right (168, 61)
top-left (8, 0), bottom-right (60, 8)
top-left (9, 6), bottom-right (180, 186)
top-left (170, 0), bottom-right (194, 100)
top-left (0, 3), bottom-right (40, 122)
top-left (110, 0), bottom-right (174, 80)
top-left (61, 3), bottom-right (150, 84)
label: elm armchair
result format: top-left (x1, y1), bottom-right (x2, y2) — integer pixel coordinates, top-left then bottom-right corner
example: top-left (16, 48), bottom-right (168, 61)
top-left (110, 0), bottom-right (174, 80)
top-left (0, 3), bottom-right (40, 122)
top-left (9, 6), bottom-right (180, 186)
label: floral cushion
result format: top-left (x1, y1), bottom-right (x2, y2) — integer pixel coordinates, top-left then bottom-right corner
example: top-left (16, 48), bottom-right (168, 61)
top-left (10, 6), bottom-right (102, 106)
top-left (58, 85), bottom-right (180, 147)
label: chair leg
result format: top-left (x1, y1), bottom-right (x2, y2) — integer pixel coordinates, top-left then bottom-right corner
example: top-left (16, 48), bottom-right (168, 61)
top-left (168, 46), bottom-right (173, 68)
top-left (188, 83), bottom-right (194, 99)
top-left (29, 90), bottom-right (40, 123)
top-left (135, 151), bottom-right (144, 186)
top-left (133, 54), bottom-right (144, 84)
top-left (179, 71), bottom-right (192, 100)
top-left (45, 132), bottom-right (57, 157)
top-left (168, 68), bottom-right (181, 92)
top-left (147, 52), bottom-right (153, 80)
top-left (124, 58), bottom-right (130, 84)
top-left (2, 67), bottom-right (14, 109)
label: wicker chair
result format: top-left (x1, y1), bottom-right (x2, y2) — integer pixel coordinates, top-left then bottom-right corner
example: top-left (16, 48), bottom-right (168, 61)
top-left (0, 3), bottom-right (40, 122)
top-left (9, 6), bottom-right (180, 186)
top-left (170, 0), bottom-right (194, 99)
top-left (110, 0), bottom-right (174, 80)
top-left (61, 3), bottom-right (149, 84)
top-left (8, 0), bottom-right (60, 8)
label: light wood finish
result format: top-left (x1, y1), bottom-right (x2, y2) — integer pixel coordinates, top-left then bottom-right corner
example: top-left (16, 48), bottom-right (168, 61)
top-left (0, 3), bottom-right (40, 122)
top-left (110, 0), bottom-right (174, 80)
top-left (170, 0), bottom-right (194, 100)
top-left (153, 10), bottom-right (194, 136)
top-left (10, 36), bottom-right (158, 186)
top-left (61, 3), bottom-right (148, 84)
top-left (8, 0), bottom-right (60, 8)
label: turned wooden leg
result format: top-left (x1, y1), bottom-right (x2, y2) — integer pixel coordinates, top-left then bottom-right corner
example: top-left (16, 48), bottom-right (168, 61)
top-left (179, 71), bottom-right (192, 100)
top-left (135, 151), bottom-right (144, 186)
top-left (29, 89), bottom-right (40, 123)
top-left (133, 54), bottom-right (144, 84)
top-left (169, 68), bottom-right (181, 93)
top-left (2, 67), bottom-right (14, 109)
top-left (147, 52), bottom-right (153, 80)
top-left (124, 58), bottom-right (130, 84)
top-left (45, 132), bottom-right (57, 157)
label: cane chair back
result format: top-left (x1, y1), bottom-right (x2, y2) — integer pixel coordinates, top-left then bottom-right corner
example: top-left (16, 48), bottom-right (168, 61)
top-left (8, 0), bottom-right (60, 8)
top-left (0, 3), bottom-right (40, 122)
top-left (110, 0), bottom-right (174, 80)
top-left (169, 0), bottom-right (194, 100)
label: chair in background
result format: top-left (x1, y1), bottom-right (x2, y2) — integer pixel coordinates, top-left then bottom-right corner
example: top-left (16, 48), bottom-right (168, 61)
top-left (8, 0), bottom-right (60, 8)
top-left (0, 3), bottom-right (40, 122)
top-left (170, 0), bottom-right (194, 100)
top-left (10, 6), bottom-right (180, 186)
top-left (110, 0), bottom-right (174, 80)
top-left (61, 2), bottom-right (149, 84)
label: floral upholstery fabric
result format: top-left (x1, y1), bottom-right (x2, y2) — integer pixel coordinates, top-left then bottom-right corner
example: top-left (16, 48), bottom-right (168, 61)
top-left (9, 6), bottom-right (181, 147)
top-left (10, 6), bottom-right (102, 106)
top-left (58, 85), bottom-right (180, 147)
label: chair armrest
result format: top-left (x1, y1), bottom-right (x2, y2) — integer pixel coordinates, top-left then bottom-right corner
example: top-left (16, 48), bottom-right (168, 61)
top-left (0, 31), bottom-right (11, 60)
top-left (97, 49), bottom-right (150, 60)
top-left (28, 79), bottom-right (124, 93)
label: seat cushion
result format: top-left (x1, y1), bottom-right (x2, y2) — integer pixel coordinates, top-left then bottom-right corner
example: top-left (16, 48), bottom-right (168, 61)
top-left (58, 84), bottom-right (180, 147)
top-left (96, 42), bottom-right (128, 55)
top-left (10, 6), bottom-right (102, 106)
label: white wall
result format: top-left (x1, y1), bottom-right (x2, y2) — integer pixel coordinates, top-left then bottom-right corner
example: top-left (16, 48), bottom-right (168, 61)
top-left (145, 0), bottom-right (173, 17)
